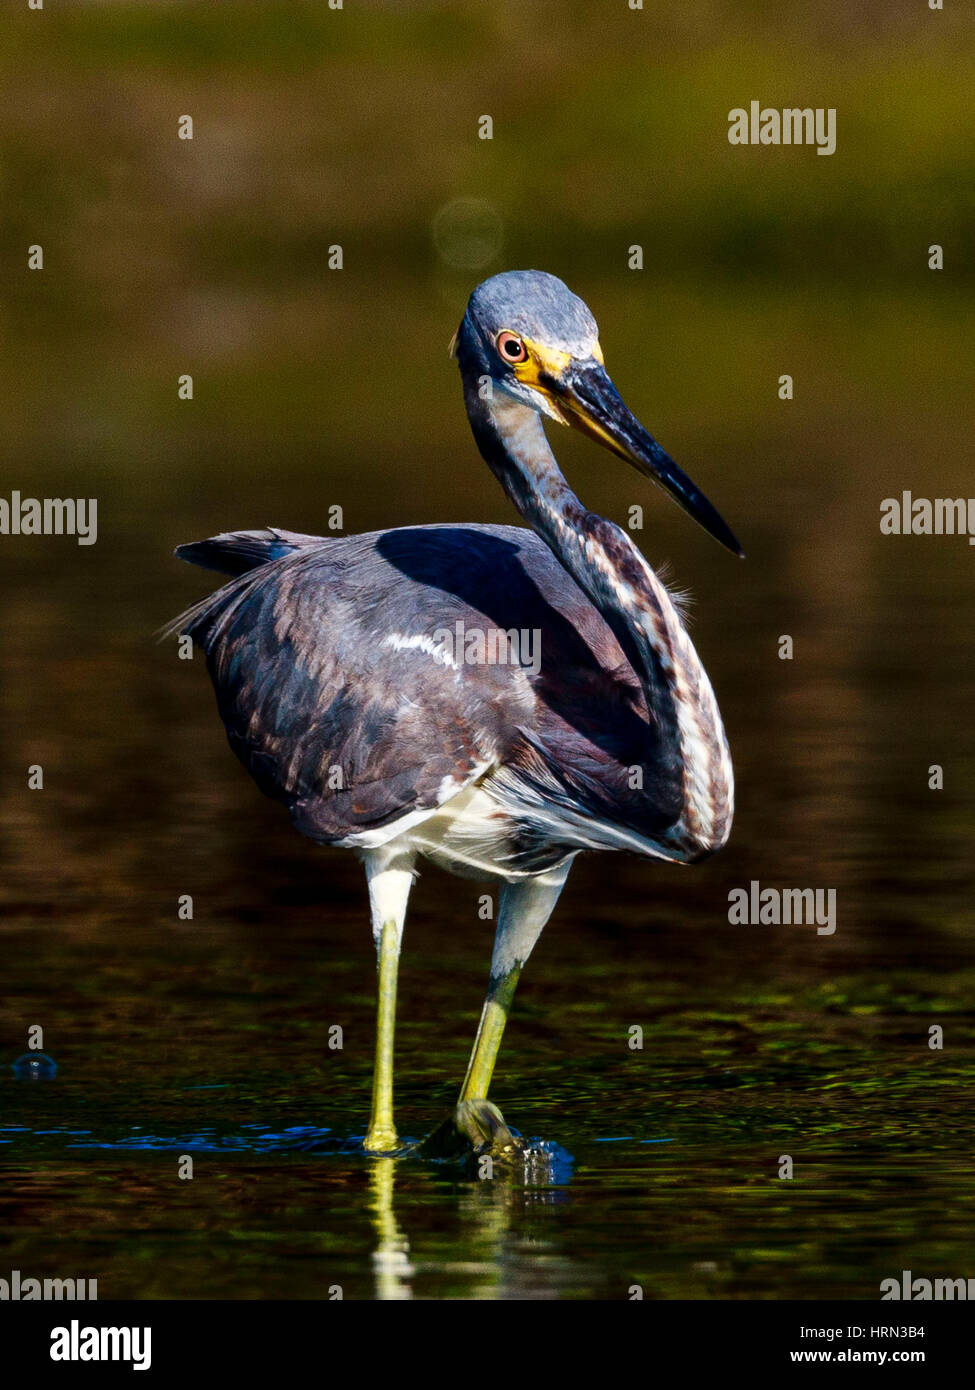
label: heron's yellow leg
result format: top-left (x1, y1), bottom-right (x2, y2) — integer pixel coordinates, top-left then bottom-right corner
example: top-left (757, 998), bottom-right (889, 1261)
top-left (365, 918), bottom-right (401, 1152)
top-left (459, 964), bottom-right (522, 1102)
top-left (362, 851), bottom-right (414, 1154)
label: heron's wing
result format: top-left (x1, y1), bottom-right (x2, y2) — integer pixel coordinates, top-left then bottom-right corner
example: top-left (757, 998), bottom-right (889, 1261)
top-left (173, 534), bottom-right (531, 846)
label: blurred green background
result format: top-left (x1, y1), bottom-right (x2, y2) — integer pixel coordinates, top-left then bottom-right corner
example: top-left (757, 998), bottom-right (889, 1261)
top-left (2, 0), bottom-right (973, 502)
top-left (1, 1), bottom-right (974, 1301)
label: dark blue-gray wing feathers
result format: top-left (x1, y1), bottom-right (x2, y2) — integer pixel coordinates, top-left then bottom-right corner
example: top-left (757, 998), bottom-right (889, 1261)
top-left (172, 524), bottom-right (675, 849)
top-left (173, 527), bottom-right (530, 843)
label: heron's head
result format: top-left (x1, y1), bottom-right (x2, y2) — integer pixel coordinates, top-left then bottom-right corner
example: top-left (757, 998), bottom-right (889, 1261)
top-left (453, 269), bottom-right (742, 557)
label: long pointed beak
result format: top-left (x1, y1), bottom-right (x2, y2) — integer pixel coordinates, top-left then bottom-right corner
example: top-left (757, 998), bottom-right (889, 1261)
top-left (554, 361), bottom-right (744, 557)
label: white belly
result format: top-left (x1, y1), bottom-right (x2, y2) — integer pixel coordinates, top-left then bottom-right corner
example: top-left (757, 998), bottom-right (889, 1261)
top-left (398, 783), bottom-right (524, 881)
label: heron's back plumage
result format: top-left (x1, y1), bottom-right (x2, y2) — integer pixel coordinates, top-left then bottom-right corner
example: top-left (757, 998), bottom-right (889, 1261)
top-left (174, 523), bottom-right (699, 871)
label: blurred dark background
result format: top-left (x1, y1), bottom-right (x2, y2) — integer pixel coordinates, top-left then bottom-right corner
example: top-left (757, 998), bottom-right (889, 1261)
top-left (1, 1), bottom-right (973, 1300)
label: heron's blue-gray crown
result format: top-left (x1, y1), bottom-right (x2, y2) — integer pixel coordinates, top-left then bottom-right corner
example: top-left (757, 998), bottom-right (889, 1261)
top-left (464, 270), bottom-right (599, 357)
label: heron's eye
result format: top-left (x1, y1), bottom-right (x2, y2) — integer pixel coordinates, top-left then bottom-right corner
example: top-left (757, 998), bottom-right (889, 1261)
top-left (496, 331), bottom-right (528, 364)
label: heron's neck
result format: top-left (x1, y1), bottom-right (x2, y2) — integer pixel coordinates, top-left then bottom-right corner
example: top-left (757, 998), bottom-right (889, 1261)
top-left (467, 386), bottom-right (733, 855)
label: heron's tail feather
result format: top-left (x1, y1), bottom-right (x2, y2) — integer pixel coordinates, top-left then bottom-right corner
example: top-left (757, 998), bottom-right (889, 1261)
top-left (160, 528), bottom-right (327, 644)
top-left (174, 527), bottom-right (324, 577)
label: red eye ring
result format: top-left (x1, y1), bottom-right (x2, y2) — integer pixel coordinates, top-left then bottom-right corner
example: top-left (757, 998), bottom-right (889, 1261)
top-left (496, 331), bottom-right (528, 364)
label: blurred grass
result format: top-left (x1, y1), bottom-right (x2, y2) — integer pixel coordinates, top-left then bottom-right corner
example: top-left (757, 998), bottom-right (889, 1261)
top-left (2, 2), bottom-right (973, 295)
top-left (2, 1), bottom-right (972, 501)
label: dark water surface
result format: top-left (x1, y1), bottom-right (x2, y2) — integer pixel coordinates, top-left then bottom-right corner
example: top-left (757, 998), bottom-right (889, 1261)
top-left (2, 270), bottom-right (975, 1300)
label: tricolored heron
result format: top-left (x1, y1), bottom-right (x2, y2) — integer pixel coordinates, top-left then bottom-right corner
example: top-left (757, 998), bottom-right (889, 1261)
top-left (172, 270), bottom-right (741, 1157)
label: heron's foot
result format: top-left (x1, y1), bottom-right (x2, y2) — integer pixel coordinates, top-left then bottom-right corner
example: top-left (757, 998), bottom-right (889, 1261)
top-left (416, 1099), bottom-right (527, 1163)
top-left (363, 1124), bottom-right (399, 1155)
